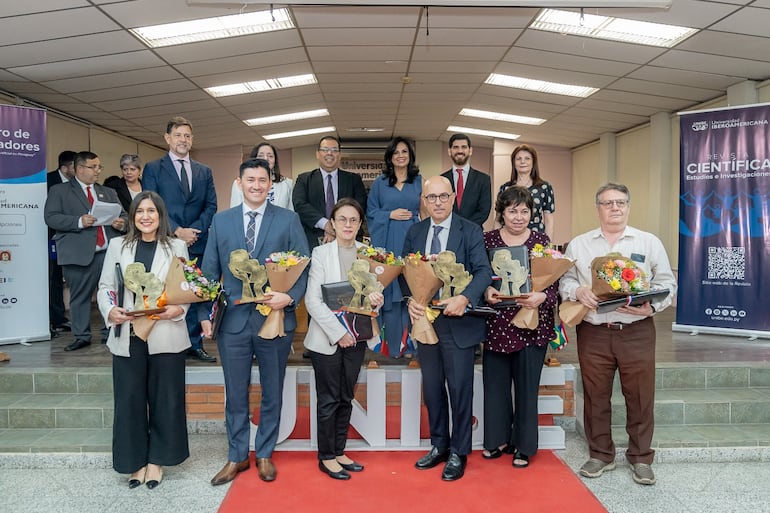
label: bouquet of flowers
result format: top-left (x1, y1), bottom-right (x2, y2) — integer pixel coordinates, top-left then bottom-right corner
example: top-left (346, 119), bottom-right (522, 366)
top-left (357, 245), bottom-right (404, 288)
top-left (559, 252), bottom-right (649, 326)
top-left (165, 257), bottom-right (221, 304)
top-left (258, 250), bottom-right (310, 339)
top-left (402, 252), bottom-right (442, 344)
top-left (512, 243), bottom-right (574, 329)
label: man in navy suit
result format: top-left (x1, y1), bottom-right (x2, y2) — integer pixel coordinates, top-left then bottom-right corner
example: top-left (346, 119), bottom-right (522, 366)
top-left (402, 176), bottom-right (492, 481)
top-left (46, 150), bottom-right (76, 333)
top-left (441, 133), bottom-right (492, 228)
top-left (201, 158), bottom-right (309, 485)
top-left (292, 135), bottom-right (367, 251)
top-left (143, 116), bottom-right (218, 362)
top-left (44, 151), bottom-right (127, 351)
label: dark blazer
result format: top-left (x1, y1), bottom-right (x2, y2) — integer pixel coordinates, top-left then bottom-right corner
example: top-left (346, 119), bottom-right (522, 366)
top-left (198, 203), bottom-right (309, 335)
top-left (142, 155), bottom-right (217, 256)
top-left (104, 175), bottom-right (142, 212)
top-left (401, 214), bottom-right (492, 349)
top-left (46, 170), bottom-right (65, 239)
top-left (44, 179), bottom-right (125, 266)
top-left (441, 167), bottom-right (492, 228)
top-left (292, 168), bottom-right (367, 250)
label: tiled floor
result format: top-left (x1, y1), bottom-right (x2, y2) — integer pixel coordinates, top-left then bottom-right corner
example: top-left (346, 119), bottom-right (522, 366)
top-left (2, 307), bottom-right (770, 512)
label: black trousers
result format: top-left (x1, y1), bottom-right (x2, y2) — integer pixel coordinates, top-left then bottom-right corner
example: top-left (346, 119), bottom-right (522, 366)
top-left (482, 344), bottom-right (547, 458)
top-left (112, 337), bottom-right (189, 474)
top-left (309, 342), bottom-right (366, 460)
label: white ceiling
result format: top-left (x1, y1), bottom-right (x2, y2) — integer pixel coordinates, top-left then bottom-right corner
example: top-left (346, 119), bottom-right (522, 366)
top-left (1, 0), bottom-right (769, 150)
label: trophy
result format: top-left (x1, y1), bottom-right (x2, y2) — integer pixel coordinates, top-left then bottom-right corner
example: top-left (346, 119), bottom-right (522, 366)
top-left (228, 249), bottom-right (269, 304)
top-left (491, 250), bottom-right (528, 298)
top-left (345, 259), bottom-right (383, 316)
top-left (432, 251), bottom-right (472, 300)
top-left (123, 262), bottom-right (167, 317)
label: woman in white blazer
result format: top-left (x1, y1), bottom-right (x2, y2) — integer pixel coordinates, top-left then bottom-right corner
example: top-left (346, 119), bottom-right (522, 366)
top-left (230, 142), bottom-right (294, 209)
top-left (304, 198), bottom-right (383, 480)
top-left (98, 190), bottom-right (191, 490)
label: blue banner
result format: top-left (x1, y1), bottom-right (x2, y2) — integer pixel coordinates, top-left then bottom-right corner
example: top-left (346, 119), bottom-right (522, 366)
top-left (0, 105), bottom-right (48, 344)
top-left (678, 104), bottom-right (770, 332)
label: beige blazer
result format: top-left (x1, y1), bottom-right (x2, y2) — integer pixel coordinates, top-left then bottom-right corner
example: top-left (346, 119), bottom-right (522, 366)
top-left (303, 240), bottom-right (379, 355)
top-left (98, 236), bottom-right (191, 357)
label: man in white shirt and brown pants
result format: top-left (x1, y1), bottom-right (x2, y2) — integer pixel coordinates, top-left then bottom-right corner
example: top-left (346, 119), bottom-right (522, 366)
top-left (559, 182), bottom-right (676, 486)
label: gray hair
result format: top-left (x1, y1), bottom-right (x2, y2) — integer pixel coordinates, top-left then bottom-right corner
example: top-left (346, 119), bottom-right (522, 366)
top-left (120, 154), bottom-right (142, 169)
top-left (595, 182), bottom-right (630, 204)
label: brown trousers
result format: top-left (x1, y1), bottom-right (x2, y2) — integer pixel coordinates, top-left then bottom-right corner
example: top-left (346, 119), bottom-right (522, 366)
top-left (576, 317), bottom-right (656, 465)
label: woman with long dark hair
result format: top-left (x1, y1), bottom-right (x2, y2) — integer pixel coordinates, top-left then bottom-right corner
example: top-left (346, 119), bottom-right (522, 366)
top-left (230, 142), bottom-right (294, 209)
top-left (98, 190), bottom-right (191, 489)
top-left (365, 136), bottom-right (422, 357)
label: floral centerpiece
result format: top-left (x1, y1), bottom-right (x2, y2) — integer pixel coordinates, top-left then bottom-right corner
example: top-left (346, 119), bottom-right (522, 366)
top-left (258, 251), bottom-right (310, 339)
top-left (165, 257), bottom-right (221, 304)
top-left (402, 252), bottom-right (442, 344)
top-left (357, 245), bottom-right (404, 288)
top-left (512, 243), bottom-right (574, 329)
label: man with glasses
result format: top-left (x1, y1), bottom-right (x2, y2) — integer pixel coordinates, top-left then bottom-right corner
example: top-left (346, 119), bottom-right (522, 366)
top-left (441, 133), bottom-right (492, 228)
top-left (143, 116), bottom-right (218, 363)
top-left (44, 151), bottom-right (127, 351)
top-left (292, 135), bottom-right (367, 251)
top-left (559, 182), bottom-right (676, 486)
top-left (401, 176), bottom-right (492, 481)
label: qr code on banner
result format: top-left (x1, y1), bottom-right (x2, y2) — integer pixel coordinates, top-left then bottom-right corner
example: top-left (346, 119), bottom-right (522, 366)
top-left (707, 247), bottom-right (745, 280)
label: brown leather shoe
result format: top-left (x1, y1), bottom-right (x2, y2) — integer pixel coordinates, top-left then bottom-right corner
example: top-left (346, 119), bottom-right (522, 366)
top-left (211, 460), bottom-right (250, 486)
top-left (256, 457), bottom-right (276, 482)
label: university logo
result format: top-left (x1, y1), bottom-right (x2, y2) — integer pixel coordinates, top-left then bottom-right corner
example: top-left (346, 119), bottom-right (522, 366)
top-left (691, 121), bottom-right (708, 131)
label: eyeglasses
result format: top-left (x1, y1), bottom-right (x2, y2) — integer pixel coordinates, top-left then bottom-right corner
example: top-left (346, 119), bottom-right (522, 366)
top-left (597, 199), bottom-right (628, 208)
top-left (425, 192), bottom-right (452, 204)
top-left (81, 164), bottom-right (104, 171)
top-left (334, 216), bottom-right (360, 225)
top-left (318, 147), bottom-right (340, 154)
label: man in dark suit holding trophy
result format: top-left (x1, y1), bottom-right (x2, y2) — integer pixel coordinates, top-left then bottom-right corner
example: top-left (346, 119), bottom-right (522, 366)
top-left (200, 158), bottom-right (309, 485)
top-left (402, 176), bottom-right (492, 481)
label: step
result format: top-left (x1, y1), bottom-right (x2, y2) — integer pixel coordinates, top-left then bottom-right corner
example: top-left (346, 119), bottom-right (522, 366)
top-left (0, 393), bottom-right (113, 429)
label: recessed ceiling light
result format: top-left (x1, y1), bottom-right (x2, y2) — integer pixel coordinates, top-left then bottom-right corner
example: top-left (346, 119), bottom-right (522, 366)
top-left (459, 108), bottom-right (546, 126)
top-left (205, 74), bottom-right (317, 98)
top-left (130, 9), bottom-right (294, 48)
top-left (530, 8), bottom-right (697, 47)
top-left (485, 73), bottom-right (598, 98)
top-left (346, 127), bottom-right (385, 132)
top-left (244, 109), bottom-right (329, 126)
top-left (263, 126), bottom-right (336, 140)
top-left (447, 125), bottom-right (519, 141)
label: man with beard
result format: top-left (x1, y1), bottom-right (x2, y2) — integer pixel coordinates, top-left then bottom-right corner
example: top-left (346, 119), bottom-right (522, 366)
top-left (441, 133), bottom-right (492, 228)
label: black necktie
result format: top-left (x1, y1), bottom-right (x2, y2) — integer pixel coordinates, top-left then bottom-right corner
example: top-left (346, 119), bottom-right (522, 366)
top-left (178, 160), bottom-right (190, 199)
top-left (325, 174), bottom-right (335, 218)
top-left (430, 225), bottom-right (443, 254)
top-left (246, 211), bottom-right (258, 257)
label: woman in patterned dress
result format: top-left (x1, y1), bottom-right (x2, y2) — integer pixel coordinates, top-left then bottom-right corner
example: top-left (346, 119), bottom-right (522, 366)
top-left (481, 186), bottom-right (559, 468)
top-left (498, 144), bottom-right (555, 239)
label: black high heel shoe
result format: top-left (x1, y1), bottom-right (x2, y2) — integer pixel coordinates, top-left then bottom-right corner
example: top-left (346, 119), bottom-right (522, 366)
top-left (482, 445), bottom-right (510, 459)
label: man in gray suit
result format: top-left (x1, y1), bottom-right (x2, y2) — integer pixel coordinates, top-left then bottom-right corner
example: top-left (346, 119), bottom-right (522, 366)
top-left (44, 151), bottom-right (126, 351)
top-left (200, 158), bottom-right (309, 485)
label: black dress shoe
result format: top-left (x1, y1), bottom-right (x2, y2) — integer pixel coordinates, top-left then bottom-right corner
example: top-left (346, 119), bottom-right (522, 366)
top-left (415, 446), bottom-right (449, 470)
top-left (338, 461), bottom-right (364, 472)
top-left (64, 339), bottom-right (91, 351)
top-left (187, 348), bottom-right (216, 362)
top-left (441, 453), bottom-right (467, 481)
top-left (319, 461), bottom-right (350, 480)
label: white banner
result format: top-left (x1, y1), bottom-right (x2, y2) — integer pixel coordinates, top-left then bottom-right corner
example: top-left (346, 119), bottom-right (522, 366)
top-left (0, 105), bottom-right (48, 344)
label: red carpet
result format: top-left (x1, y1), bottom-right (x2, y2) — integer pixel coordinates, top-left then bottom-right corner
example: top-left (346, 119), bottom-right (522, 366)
top-left (218, 450), bottom-right (608, 513)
